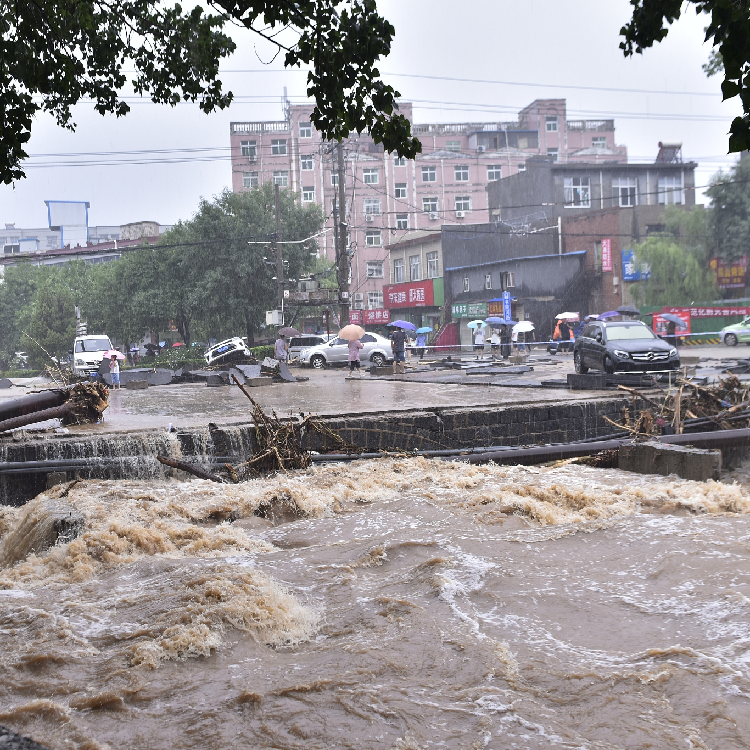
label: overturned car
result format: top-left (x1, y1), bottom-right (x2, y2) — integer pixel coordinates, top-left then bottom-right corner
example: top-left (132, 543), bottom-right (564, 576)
top-left (204, 337), bottom-right (252, 366)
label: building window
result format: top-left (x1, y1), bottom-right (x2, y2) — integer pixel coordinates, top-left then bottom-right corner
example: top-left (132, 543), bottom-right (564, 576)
top-left (422, 166), bottom-right (436, 182)
top-left (271, 139), bottom-right (287, 155)
top-left (331, 172), bottom-right (339, 186)
top-left (363, 168), bottom-right (379, 184)
top-left (423, 197), bottom-right (438, 213)
top-left (299, 122), bottom-right (312, 138)
top-left (395, 183), bottom-right (407, 199)
top-left (273, 171), bottom-right (288, 186)
top-left (368, 291), bottom-right (383, 309)
top-left (394, 156), bottom-right (407, 167)
top-left (564, 176), bottom-right (590, 207)
top-left (547, 148), bottom-right (559, 161)
top-left (658, 176), bottom-right (683, 205)
top-left (454, 165), bottom-right (469, 181)
top-left (365, 230), bottom-right (382, 246)
top-left (517, 164), bottom-right (526, 173)
top-left (393, 258), bottom-right (405, 283)
top-left (409, 254), bottom-right (421, 281)
top-left (485, 274), bottom-right (492, 290)
top-left (366, 261), bottom-right (384, 278)
top-left (613, 177), bottom-right (637, 207)
top-left (455, 196), bottom-right (471, 212)
top-left (427, 251), bottom-right (439, 279)
top-left (396, 213), bottom-right (409, 230)
top-left (487, 165), bottom-right (502, 181)
top-left (242, 171), bottom-right (258, 188)
top-left (302, 187), bottom-right (315, 202)
top-left (546, 116), bottom-right (558, 132)
top-left (446, 140), bottom-right (461, 152)
top-left (463, 277), bottom-right (470, 292)
top-left (300, 155), bottom-right (313, 170)
top-left (364, 198), bottom-right (381, 215)
top-left (592, 136), bottom-right (606, 148)
top-left (240, 140), bottom-right (256, 158)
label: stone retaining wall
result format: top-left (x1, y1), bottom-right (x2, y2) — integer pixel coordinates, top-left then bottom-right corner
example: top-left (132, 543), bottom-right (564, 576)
top-left (0, 397), bottom-right (629, 506)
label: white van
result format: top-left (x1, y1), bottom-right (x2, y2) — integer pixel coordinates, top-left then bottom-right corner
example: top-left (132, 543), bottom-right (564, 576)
top-left (73, 335), bottom-right (113, 377)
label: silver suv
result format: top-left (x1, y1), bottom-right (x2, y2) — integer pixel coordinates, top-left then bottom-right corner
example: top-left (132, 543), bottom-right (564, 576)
top-left (299, 333), bottom-right (393, 369)
top-left (204, 337), bottom-right (251, 365)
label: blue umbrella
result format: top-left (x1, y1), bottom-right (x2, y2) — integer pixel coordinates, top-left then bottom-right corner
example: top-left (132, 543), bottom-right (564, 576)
top-left (416, 326), bottom-right (432, 334)
top-left (467, 319), bottom-right (487, 329)
top-left (485, 316), bottom-right (505, 326)
top-left (659, 313), bottom-right (688, 329)
top-left (597, 311), bottom-right (619, 320)
top-left (388, 320), bottom-right (417, 331)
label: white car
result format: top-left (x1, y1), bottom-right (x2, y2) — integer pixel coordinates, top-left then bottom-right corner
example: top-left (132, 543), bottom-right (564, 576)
top-left (288, 334), bottom-right (333, 360)
top-left (299, 333), bottom-right (394, 369)
top-left (72, 335), bottom-right (113, 377)
top-left (204, 337), bottom-right (251, 365)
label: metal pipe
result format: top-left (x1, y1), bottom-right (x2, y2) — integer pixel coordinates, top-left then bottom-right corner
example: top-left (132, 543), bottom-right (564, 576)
top-left (0, 404), bottom-right (75, 433)
top-left (0, 390), bottom-right (67, 422)
top-left (467, 439), bottom-right (628, 466)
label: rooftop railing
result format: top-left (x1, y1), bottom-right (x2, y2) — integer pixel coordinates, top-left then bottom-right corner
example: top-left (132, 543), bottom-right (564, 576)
top-left (231, 121), bottom-right (289, 134)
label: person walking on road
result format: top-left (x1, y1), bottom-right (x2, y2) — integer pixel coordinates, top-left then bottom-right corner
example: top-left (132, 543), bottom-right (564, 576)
top-left (109, 354), bottom-right (121, 390)
top-left (474, 326), bottom-right (486, 359)
top-left (390, 327), bottom-right (407, 374)
top-left (558, 319), bottom-right (571, 355)
top-left (348, 337), bottom-right (364, 377)
top-left (500, 325), bottom-right (511, 359)
top-left (274, 334), bottom-right (288, 363)
top-left (415, 330), bottom-right (428, 360)
top-left (490, 329), bottom-right (500, 358)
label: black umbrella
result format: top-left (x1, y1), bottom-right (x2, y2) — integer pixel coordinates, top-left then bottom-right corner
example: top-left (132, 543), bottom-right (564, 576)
top-left (659, 313), bottom-right (688, 330)
top-left (616, 304), bottom-right (640, 316)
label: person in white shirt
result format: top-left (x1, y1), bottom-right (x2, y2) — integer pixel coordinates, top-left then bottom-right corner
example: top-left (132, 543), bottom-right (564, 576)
top-left (474, 327), bottom-right (486, 359)
top-left (490, 329), bottom-right (501, 358)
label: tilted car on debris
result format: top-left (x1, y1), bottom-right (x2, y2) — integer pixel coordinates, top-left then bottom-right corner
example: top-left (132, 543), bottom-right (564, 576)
top-left (574, 320), bottom-right (680, 374)
top-left (299, 333), bottom-right (394, 369)
top-left (204, 337), bottom-right (252, 365)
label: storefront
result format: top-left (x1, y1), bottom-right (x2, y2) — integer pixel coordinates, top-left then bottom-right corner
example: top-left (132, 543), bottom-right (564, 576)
top-left (450, 301), bottom-right (487, 349)
top-left (349, 308), bottom-right (391, 335)
top-left (382, 278), bottom-right (445, 333)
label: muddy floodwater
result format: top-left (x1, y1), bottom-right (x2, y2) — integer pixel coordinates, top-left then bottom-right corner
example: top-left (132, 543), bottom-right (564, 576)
top-left (1, 458), bottom-right (749, 749)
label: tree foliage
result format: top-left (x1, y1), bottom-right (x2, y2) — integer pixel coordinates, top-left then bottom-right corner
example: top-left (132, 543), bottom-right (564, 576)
top-left (620, 0), bottom-right (750, 152)
top-left (705, 155), bottom-right (750, 261)
top-left (630, 206), bottom-right (717, 307)
top-left (0, 0), bottom-right (421, 185)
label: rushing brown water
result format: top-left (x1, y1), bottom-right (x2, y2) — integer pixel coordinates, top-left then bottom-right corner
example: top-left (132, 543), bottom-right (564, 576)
top-left (1, 458), bottom-right (749, 750)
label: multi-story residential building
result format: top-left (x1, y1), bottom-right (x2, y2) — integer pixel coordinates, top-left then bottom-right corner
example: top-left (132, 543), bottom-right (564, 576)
top-left (229, 98), bottom-right (626, 320)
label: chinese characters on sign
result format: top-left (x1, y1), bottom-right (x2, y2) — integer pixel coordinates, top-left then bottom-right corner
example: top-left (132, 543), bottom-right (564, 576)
top-left (362, 309), bottom-right (391, 325)
top-left (709, 256), bottom-right (747, 290)
top-left (663, 305), bottom-right (750, 318)
top-left (382, 280), bottom-right (435, 308)
top-left (349, 310), bottom-right (362, 324)
top-left (601, 238), bottom-right (612, 273)
top-left (450, 302), bottom-right (488, 318)
top-left (621, 249), bottom-right (651, 282)
top-left (653, 313), bottom-right (691, 337)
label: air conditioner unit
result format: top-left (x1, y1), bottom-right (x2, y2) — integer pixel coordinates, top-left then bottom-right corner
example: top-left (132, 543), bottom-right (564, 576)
top-left (455, 211), bottom-right (466, 219)
top-left (365, 214), bottom-right (375, 222)
top-left (476, 145), bottom-right (485, 153)
top-left (354, 293), bottom-right (364, 301)
top-left (428, 212), bottom-right (439, 221)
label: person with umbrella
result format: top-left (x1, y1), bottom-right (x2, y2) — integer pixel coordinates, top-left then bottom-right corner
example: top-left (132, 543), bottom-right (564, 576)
top-left (104, 349), bottom-right (124, 389)
top-left (415, 327), bottom-right (431, 360)
top-left (339, 323), bottom-right (366, 378)
top-left (274, 334), bottom-right (289, 363)
top-left (500, 324), bottom-right (512, 359)
top-left (558, 318), bottom-right (571, 355)
top-left (389, 322), bottom-right (409, 374)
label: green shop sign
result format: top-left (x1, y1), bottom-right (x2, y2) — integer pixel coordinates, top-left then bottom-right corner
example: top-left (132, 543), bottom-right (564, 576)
top-left (451, 302), bottom-right (487, 318)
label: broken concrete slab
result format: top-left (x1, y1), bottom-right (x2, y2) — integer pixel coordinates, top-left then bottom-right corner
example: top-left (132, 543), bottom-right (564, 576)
top-left (277, 361), bottom-right (297, 382)
top-left (234, 364), bottom-right (262, 380)
top-left (206, 373), bottom-right (229, 387)
top-left (619, 440), bottom-right (721, 482)
top-left (567, 373), bottom-right (607, 390)
top-left (244, 377), bottom-right (274, 387)
top-left (0, 378), bottom-right (13, 389)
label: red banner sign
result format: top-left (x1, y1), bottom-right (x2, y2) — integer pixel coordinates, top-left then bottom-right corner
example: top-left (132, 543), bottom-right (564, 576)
top-left (383, 279), bottom-right (434, 308)
top-left (709, 256), bottom-right (747, 289)
top-left (349, 310), bottom-right (362, 324)
top-left (362, 309), bottom-right (391, 325)
top-left (663, 305), bottom-right (750, 318)
top-left (601, 238), bottom-right (612, 273)
top-left (653, 312), bottom-right (691, 337)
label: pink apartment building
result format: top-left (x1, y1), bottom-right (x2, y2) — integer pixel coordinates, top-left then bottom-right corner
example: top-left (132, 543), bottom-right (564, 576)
top-left (229, 98), bottom-right (627, 313)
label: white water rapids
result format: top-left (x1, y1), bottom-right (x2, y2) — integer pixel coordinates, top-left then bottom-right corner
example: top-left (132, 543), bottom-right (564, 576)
top-left (0, 457), bottom-right (749, 749)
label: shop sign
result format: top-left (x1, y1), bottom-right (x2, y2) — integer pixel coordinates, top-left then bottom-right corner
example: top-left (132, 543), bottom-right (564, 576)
top-left (663, 305), bottom-right (750, 318)
top-left (349, 310), bottom-right (362, 324)
top-left (709, 256), bottom-right (747, 290)
top-left (451, 302), bottom-right (488, 318)
top-left (383, 279), bottom-right (434, 308)
top-left (622, 249), bottom-right (650, 282)
top-left (601, 238), bottom-right (612, 272)
top-left (362, 309), bottom-right (390, 325)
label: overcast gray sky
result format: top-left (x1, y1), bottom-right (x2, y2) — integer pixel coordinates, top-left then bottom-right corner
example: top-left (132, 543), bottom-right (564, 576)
top-left (0, 0), bottom-right (741, 229)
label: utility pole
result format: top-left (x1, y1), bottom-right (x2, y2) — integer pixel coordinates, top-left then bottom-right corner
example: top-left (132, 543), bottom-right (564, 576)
top-left (274, 183), bottom-right (284, 323)
top-left (336, 140), bottom-right (349, 326)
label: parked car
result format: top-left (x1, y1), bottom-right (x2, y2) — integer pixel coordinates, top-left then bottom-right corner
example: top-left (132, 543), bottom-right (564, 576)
top-left (288, 334), bottom-right (333, 360)
top-left (204, 337), bottom-right (251, 365)
top-left (299, 333), bottom-right (394, 369)
top-left (574, 320), bottom-right (679, 374)
top-left (720, 317), bottom-right (750, 346)
top-left (72, 335), bottom-right (114, 377)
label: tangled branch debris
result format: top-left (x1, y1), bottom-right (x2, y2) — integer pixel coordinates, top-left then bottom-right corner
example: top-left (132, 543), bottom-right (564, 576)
top-left (605, 375), bottom-right (750, 439)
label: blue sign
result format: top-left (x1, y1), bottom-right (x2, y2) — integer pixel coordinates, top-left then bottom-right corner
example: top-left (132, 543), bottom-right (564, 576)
top-left (502, 291), bottom-right (512, 321)
top-left (622, 249), bottom-right (650, 282)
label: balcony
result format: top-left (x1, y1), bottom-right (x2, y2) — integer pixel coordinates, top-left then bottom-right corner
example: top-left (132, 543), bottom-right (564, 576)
top-left (231, 121), bottom-right (289, 134)
top-left (566, 120), bottom-right (614, 131)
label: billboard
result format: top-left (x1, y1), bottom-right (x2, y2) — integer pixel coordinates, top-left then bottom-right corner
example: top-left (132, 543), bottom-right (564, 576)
top-left (709, 256), bottom-right (747, 290)
top-left (383, 279), bottom-right (435, 308)
top-left (601, 238), bottom-right (612, 272)
top-left (362, 309), bottom-right (390, 325)
top-left (622, 249), bottom-right (651, 282)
